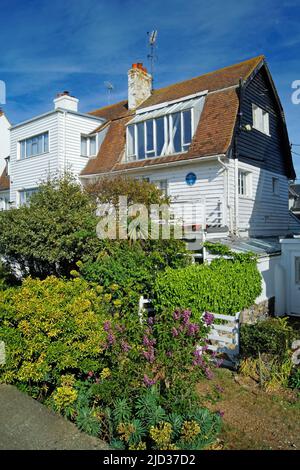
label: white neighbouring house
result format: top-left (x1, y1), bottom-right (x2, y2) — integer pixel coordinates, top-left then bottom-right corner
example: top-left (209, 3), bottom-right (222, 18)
top-left (1, 56), bottom-right (300, 315)
top-left (0, 110), bottom-right (11, 210)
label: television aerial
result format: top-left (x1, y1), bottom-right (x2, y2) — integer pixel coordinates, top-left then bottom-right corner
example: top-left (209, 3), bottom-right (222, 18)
top-left (147, 30), bottom-right (158, 87)
top-left (104, 81), bottom-right (114, 104)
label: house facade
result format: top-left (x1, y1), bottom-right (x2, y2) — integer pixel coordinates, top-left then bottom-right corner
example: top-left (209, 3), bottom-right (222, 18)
top-left (80, 57), bottom-right (298, 240)
top-left (0, 110), bottom-right (10, 210)
top-left (0, 93), bottom-right (104, 207)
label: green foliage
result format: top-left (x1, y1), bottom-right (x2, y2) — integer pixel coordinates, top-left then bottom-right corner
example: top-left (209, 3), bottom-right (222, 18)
top-left (0, 175), bottom-right (101, 278)
top-left (0, 261), bottom-right (18, 290)
top-left (240, 318), bottom-right (294, 359)
top-left (153, 258), bottom-right (262, 316)
top-left (289, 367), bottom-right (300, 389)
top-left (75, 406), bottom-right (102, 437)
top-left (203, 241), bottom-right (258, 262)
top-left (80, 239), bottom-right (189, 298)
top-left (0, 276), bottom-right (109, 389)
top-left (86, 174), bottom-right (169, 209)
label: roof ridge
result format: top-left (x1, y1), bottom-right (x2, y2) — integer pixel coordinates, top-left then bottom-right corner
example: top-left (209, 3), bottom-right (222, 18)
top-left (151, 55), bottom-right (264, 96)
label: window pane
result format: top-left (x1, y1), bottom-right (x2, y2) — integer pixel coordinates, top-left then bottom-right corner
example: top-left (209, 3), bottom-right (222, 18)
top-left (295, 257), bottom-right (300, 284)
top-left (31, 137), bottom-right (38, 156)
top-left (156, 117), bottom-right (165, 156)
top-left (172, 113), bottom-right (181, 153)
top-left (37, 134), bottom-right (43, 154)
top-left (90, 136), bottom-right (96, 155)
top-left (137, 123), bottom-right (145, 159)
top-left (146, 119), bottom-right (154, 154)
top-left (44, 132), bottom-right (49, 152)
top-left (26, 138), bottom-right (32, 157)
top-left (81, 136), bottom-right (88, 156)
top-left (20, 141), bottom-right (26, 159)
top-left (182, 110), bottom-right (192, 146)
top-left (127, 125), bottom-right (135, 157)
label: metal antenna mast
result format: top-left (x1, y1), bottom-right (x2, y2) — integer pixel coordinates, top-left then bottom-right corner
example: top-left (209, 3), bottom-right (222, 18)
top-left (104, 81), bottom-right (114, 105)
top-left (147, 30), bottom-right (158, 88)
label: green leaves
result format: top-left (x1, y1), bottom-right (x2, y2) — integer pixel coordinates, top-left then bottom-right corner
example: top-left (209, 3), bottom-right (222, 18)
top-left (153, 258), bottom-right (262, 316)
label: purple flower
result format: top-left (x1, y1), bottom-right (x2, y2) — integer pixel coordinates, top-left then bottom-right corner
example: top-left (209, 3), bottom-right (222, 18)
top-left (107, 333), bottom-right (115, 345)
top-left (182, 309), bottom-right (191, 324)
top-left (215, 385), bottom-right (224, 394)
top-left (173, 310), bottom-right (181, 321)
top-left (87, 371), bottom-right (94, 378)
top-left (143, 374), bottom-right (157, 387)
top-left (171, 327), bottom-right (179, 337)
top-left (104, 320), bottom-right (111, 331)
top-left (203, 312), bottom-right (214, 326)
top-left (216, 410), bottom-right (225, 418)
top-left (142, 347), bottom-right (155, 363)
top-left (121, 340), bottom-right (131, 352)
top-left (147, 316), bottom-right (155, 325)
top-left (166, 351), bottom-right (173, 357)
top-left (205, 367), bottom-right (214, 380)
top-left (187, 323), bottom-right (200, 336)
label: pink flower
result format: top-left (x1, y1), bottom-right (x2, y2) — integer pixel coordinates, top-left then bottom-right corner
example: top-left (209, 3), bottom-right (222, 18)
top-left (172, 327), bottom-right (179, 337)
top-left (104, 320), bottom-right (111, 331)
top-left (143, 374), bottom-right (157, 387)
top-left (203, 312), bottom-right (214, 326)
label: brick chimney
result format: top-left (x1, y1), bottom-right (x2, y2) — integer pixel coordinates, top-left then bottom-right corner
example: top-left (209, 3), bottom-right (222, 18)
top-left (128, 63), bottom-right (152, 110)
top-left (53, 91), bottom-right (79, 112)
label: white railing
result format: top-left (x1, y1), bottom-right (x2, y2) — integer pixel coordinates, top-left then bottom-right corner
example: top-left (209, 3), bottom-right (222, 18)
top-left (138, 296), bottom-right (240, 367)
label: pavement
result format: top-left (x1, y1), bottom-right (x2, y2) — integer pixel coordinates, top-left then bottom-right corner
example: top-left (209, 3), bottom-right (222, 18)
top-left (0, 384), bottom-right (109, 450)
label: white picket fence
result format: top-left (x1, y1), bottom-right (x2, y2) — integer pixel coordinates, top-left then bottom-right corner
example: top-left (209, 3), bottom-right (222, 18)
top-left (138, 296), bottom-right (240, 367)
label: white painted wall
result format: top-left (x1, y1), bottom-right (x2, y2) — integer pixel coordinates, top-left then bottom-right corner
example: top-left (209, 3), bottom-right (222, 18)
top-left (0, 113), bottom-right (10, 175)
top-left (277, 238), bottom-right (300, 316)
top-left (256, 254), bottom-right (282, 303)
top-left (9, 110), bottom-right (102, 206)
top-left (126, 159), bottom-right (226, 228)
top-left (228, 160), bottom-right (290, 237)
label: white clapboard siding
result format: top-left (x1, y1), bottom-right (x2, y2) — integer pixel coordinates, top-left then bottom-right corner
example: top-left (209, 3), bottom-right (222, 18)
top-left (131, 160), bottom-right (226, 228)
top-left (228, 160), bottom-right (290, 237)
top-left (9, 110), bottom-right (102, 205)
top-left (10, 113), bottom-right (59, 205)
top-left (59, 112), bottom-right (102, 177)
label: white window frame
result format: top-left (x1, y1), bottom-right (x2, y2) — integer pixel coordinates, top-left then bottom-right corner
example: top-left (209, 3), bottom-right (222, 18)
top-left (18, 188), bottom-right (39, 207)
top-left (238, 169), bottom-right (252, 198)
top-left (81, 134), bottom-right (98, 157)
top-left (152, 179), bottom-right (169, 196)
top-left (126, 108), bottom-right (194, 161)
top-left (18, 132), bottom-right (49, 160)
top-left (252, 104), bottom-right (270, 136)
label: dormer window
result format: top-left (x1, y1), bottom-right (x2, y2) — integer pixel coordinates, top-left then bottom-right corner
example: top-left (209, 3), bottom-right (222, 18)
top-left (126, 94), bottom-right (205, 161)
top-left (81, 134), bottom-right (97, 157)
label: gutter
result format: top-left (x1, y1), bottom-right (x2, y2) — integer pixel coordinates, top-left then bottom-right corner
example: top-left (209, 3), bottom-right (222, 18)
top-left (80, 153), bottom-right (227, 179)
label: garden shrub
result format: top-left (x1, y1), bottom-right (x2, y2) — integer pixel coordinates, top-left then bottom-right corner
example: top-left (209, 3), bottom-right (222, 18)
top-left (240, 318), bottom-right (294, 359)
top-left (80, 239), bottom-right (189, 298)
top-left (0, 274), bottom-right (221, 449)
top-left (153, 257), bottom-right (262, 316)
top-left (0, 276), bottom-right (109, 392)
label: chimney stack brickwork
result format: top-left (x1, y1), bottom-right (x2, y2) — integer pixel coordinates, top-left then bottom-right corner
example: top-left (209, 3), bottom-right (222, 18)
top-left (128, 63), bottom-right (152, 110)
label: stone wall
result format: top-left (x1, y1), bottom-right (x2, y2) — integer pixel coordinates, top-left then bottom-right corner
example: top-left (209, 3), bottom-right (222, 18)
top-left (240, 297), bottom-right (275, 325)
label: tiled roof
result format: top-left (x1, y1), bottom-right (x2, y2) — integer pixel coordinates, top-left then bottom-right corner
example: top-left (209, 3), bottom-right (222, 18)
top-left (0, 168), bottom-right (10, 191)
top-left (81, 56), bottom-right (264, 176)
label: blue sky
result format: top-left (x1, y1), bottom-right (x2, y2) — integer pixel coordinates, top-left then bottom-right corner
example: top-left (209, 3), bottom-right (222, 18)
top-left (1, 0), bottom-right (300, 176)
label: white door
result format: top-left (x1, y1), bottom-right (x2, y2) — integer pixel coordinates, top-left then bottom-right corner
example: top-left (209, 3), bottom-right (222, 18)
top-left (290, 252), bottom-right (300, 315)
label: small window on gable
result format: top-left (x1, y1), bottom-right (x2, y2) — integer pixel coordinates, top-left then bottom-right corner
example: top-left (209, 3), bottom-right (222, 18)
top-left (238, 170), bottom-right (251, 197)
top-left (272, 177), bottom-right (279, 195)
top-left (252, 104), bottom-right (270, 135)
top-left (81, 135), bottom-right (98, 157)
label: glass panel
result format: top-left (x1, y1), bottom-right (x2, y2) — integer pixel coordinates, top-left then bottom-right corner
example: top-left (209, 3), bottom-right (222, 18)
top-left (182, 110), bottom-right (192, 146)
top-left (127, 125), bottom-right (135, 157)
top-left (295, 257), bottom-right (300, 284)
top-left (137, 122), bottom-right (145, 159)
top-left (146, 120), bottom-right (154, 152)
top-left (156, 117), bottom-right (165, 156)
top-left (31, 137), bottom-right (38, 156)
top-left (44, 132), bottom-right (49, 152)
top-left (20, 141), bottom-right (26, 159)
top-left (81, 136), bottom-right (88, 156)
top-left (37, 134), bottom-right (43, 154)
top-left (172, 113), bottom-right (181, 153)
top-left (26, 138), bottom-right (32, 157)
top-left (90, 136), bottom-right (96, 155)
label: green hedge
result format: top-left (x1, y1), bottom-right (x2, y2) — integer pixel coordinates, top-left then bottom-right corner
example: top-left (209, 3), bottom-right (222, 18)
top-left (153, 258), bottom-right (262, 316)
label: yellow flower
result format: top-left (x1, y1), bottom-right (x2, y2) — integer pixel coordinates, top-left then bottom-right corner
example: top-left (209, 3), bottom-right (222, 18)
top-left (103, 293), bottom-right (112, 302)
top-left (117, 422), bottom-right (136, 442)
top-left (100, 367), bottom-right (111, 379)
top-left (150, 422), bottom-right (173, 448)
top-left (53, 386), bottom-right (78, 410)
top-left (110, 283), bottom-right (119, 291)
top-left (113, 299), bottom-right (122, 307)
top-left (129, 442), bottom-right (147, 450)
top-left (180, 420), bottom-right (201, 442)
